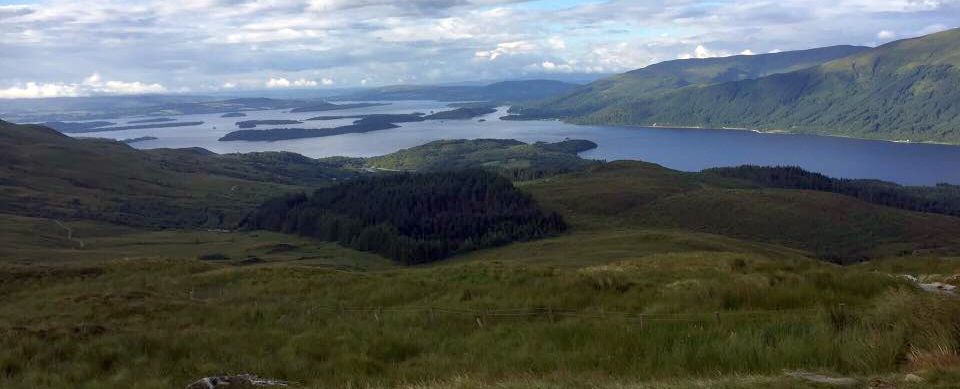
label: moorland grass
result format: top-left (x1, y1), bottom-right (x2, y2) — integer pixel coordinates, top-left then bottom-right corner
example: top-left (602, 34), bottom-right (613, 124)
top-left (1, 250), bottom-right (958, 388)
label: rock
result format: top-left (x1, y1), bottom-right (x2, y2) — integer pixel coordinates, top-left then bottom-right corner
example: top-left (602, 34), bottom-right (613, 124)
top-left (185, 374), bottom-right (291, 388)
top-left (903, 373), bottom-right (924, 383)
top-left (785, 370), bottom-right (858, 386)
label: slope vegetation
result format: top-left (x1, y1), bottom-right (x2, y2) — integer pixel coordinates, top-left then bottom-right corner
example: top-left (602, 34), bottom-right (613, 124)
top-left (0, 120), bottom-right (352, 228)
top-left (511, 45), bottom-right (868, 119)
top-left (575, 29), bottom-right (960, 143)
top-left (525, 161), bottom-right (960, 261)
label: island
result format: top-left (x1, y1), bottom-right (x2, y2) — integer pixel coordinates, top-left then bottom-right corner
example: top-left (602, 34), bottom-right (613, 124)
top-left (224, 107), bottom-right (500, 142)
top-left (221, 112), bottom-right (247, 118)
top-left (289, 102), bottom-right (390, 113)
top-left (120, 136), bottom-right (159, 144)
top-left (78, 121), bottom-right (205, 133)
top-left (423, 106), bottom-right (497, 120)
top-left (306, 113), bottom-right (425, 123)
top-left (127, 118), bottom-right (176, 124)
top-left (43, 121), bottom-right (116, 133)
top-left (219, 122), bottom-right (399, 142)
top-left (236, 119), bottom-right (303, 129)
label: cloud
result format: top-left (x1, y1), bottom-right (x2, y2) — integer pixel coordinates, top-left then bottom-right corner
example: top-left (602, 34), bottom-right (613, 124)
top-left (678, 45), bottom-right (732, 60)
top-left (877, 30), bottom-right (897, 39)
top-left (740, 49), bottom-right (756, 55)
top-left (0, 82), bottom-right (80, 99)
top-left (83, 73), bottom-right (167, 94)
top-left (475, 41), bottom-right (537, 61)
top-left (0, 0), bottom-right (958, 89)
top-left (265, 77), bottom-right (323, 88)
top-left (0, 73), bottom-right (165, 99)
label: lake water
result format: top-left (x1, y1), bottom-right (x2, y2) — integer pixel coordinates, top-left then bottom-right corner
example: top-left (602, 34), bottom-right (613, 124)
top-left (73, 100), bottom-right (960, 186)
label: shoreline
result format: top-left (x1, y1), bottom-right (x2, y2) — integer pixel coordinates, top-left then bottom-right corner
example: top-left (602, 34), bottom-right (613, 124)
top-left (563, 119), bottom-right (960, 148)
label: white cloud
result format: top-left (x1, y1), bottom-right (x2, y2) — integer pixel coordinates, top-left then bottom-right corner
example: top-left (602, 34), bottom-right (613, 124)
top-left (740, 49), bottom-right (756, 55)
top-left (877, 30), bottom-right (897, 39)
top-left (321, 78), bottom-right (334, 86)
top-left (475, 41), bottom-right (537, 61)
top-left (0, 82), bottom-right (80, 99)
top-left (0, 73), bottom-right (165, 99)
top-left (679, 45), bottom-right (731, 60)
top-left (547, 37), bottom-right (566, 50)
top-left (222, 82), bottom-right (237, 89)
top-left (266, 77), bottom-right (323, 88)
top-left (0, 0), bottom-right (957, 89)
top-left (82, 73), bottom-right (167, 94)
top-left (266, 77), bottom-right (292, 88)
top-left (538, 61), bottom-right (574, 72)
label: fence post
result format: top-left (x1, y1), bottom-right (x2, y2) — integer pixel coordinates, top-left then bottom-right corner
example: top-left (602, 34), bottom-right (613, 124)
top-left (375, 306), bottom-right (382, 325)
top-left (714, 311), bottom-right (721, 324)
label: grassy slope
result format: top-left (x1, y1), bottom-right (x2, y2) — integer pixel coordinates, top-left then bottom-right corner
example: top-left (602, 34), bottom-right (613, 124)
top-left (579, 29), bottom-right (960, 143)
top-left (523, 161), bottom-right (960, 261)
top-left (0, 213), bottom-right (392, 269)
top-left (363, 139), bottom-right (599, 174)
top-left (2, 249), bottom-right (959, 388)
top-left (512, 45), bottom-right (868, 119)
top-left (4, 125), bottom-right (960, 387)
top-left (0, 121), bottom-right (351, 228)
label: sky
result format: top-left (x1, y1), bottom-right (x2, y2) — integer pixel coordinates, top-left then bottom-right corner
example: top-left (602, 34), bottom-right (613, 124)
top-left (0, 0), bottom-right (957, 98)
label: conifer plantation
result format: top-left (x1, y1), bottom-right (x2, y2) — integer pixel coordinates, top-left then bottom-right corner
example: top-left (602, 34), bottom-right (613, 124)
top-left (242, 170), bottom-right (567, 264)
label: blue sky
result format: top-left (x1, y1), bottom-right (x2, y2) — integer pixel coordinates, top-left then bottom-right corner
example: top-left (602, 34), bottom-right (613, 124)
top-left (0, 0), bottom-right (957, 98)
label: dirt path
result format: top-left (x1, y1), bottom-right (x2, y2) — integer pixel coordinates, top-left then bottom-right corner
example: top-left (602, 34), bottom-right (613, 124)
top-left (53, 219), bottom-right (85, 249)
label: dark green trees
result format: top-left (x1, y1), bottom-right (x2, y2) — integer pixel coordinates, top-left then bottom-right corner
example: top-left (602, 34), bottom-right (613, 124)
top-left (243, 170), bottom-right (566, 264)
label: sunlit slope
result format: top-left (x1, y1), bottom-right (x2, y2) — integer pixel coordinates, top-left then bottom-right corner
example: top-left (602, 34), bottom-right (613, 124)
top-left (512, 45), bottom-right (867, 119)
top-left (580, 29), bottom-right (960, 143)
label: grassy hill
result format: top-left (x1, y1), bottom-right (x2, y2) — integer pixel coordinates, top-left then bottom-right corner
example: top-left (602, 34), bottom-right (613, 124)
top-left (362, 139), bottom-right (599, 179)
top-left (3, 124), bottom-right (960, 387)
top-left (524, 161), bottom-right (960, 262)
top-left (0, 120), bottom-right (353, 228)
top-left (510, 45), bottom-right (868, 120)
top-left (551, 29), bottom-right (960, 143)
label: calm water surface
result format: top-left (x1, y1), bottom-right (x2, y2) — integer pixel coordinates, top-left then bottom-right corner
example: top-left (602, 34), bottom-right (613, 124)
top-left (73, 101), bottom-right (960, 186)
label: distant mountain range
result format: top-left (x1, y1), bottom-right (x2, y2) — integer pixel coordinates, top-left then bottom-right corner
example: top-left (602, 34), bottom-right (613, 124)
top-left (512, 28), bottom-right (960, 144)
top-left (329, 80), bottom-right (579, 103)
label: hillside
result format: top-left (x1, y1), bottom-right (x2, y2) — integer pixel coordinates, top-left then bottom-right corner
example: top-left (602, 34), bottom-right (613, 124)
top-left (0, 120), bottom-right (353, 228)
top-left (3, 124), bottom-right (960, 387)
top-left (510, 45), bottom-right (868, 119)
top-left (331, 80), bottom-right (579, 103)
top-left (568, 29), bottom-right (960, 143)
top-left (362, 139), bottom-right (599, 179)
top-left (525, 161), bottom-right (960, 261)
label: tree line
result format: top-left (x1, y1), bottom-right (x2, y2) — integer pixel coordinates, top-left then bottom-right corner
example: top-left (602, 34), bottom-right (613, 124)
top-left (242, 170), bottom-right (567, 264)
top-left (705, 165), bottom-right (960, 217)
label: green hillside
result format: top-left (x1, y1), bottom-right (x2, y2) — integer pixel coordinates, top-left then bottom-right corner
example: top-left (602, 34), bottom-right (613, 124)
top-left (575, 29), bottom-right (960, 143)
top-left (510, 45), bottom-right (868, 119)
top-left (363, 139), bottom-right (599, 179)
top-left (0, 120), bottom-right (353, 228)
top-left (524, 161), bottom-right (960, 262)
top-left (4, 123), bottom-right (960, 387)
